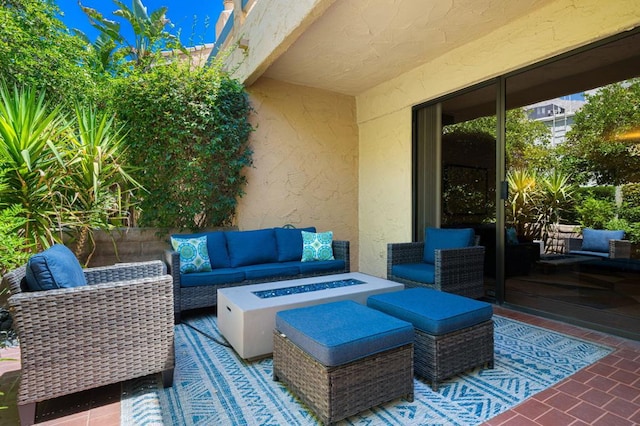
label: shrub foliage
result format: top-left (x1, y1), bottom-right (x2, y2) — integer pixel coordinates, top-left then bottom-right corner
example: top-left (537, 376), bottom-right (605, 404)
top-left (109, 61), bottom-right (253, 229)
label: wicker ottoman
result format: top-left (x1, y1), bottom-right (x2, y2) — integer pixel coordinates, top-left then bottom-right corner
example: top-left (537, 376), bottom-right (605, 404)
top-left (368, 288), bottom-right (494, 390)
top-left (273, 300), bottom-right (414, 425)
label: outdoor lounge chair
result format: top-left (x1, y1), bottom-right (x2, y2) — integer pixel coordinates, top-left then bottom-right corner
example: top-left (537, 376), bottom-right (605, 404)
top-left (3, 256), bottom-right (175, 426)
top-left (387, 227), bottom-right (485, 299)
top-left (564, 228), bottom-right (631, 259)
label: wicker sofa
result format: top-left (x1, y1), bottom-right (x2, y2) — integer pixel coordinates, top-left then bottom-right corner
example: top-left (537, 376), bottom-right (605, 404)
top-left (3, 256), bottom-right (175, 426)
top-left (166, 227), bottom-right (350, 321)
top-left (387, 227), bottom-right (485, 299)
top-left (564, 228), bottom-right (631, 259)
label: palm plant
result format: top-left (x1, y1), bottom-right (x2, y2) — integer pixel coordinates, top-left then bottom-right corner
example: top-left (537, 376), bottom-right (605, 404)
top-left (62, 103), bottom-right (143, 264)
top-left (0, 82), bottom-right (68, 249)
top-left (79, 0), bottom-right (186, 72)
top-left (539, 170), bottom-right (575, 252)
top-left (507, 168), bottom-right (540, 240)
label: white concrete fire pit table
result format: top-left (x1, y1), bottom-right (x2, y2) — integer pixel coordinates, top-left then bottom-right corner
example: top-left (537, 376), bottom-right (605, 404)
top-left (217, 272), bottom-right (404, 360)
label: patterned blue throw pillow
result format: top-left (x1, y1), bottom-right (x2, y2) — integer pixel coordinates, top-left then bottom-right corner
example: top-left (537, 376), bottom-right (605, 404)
top-left (171, 236), bottom-right (212, 274)
top-left (301, 231), bottom-right (335, 262)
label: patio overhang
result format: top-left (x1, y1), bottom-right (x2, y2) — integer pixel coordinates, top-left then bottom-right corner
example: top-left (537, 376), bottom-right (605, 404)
top-left (221, 0), bottom-right (556, 96)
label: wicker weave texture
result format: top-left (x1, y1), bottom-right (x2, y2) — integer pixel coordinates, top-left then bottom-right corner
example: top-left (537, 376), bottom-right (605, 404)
top-left (387, 241), bottom-right (485, 299)
top-left (3, 261), bottom-right (175, 412)
top-left (414, 320), bottom-right (494, 390)
top-left (273, 331), bottom-right (413, 425)
top-left (167, 240), bottom-right (350, 318)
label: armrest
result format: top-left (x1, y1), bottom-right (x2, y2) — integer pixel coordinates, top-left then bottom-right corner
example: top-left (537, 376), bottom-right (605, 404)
top-left (83, 260), bottom-right (167, 284)
top-left (164, 249), bottom-right (181, 317)
top-left (435, 246), bottom-right (485, 297)
top-left (387, 242), bottom-right (425, 278)
top-left (610, 239), bottom-right (631, 259)
top-left (564, 237), bottom-right (582, 253)
top-left (332, 240), bottom-right (350, 272)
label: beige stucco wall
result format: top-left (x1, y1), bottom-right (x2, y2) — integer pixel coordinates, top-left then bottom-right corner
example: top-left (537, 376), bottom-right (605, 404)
top-left (357, 0), bottom-right (640, 277)
top-left (237, 77), bottom-right (359, 268)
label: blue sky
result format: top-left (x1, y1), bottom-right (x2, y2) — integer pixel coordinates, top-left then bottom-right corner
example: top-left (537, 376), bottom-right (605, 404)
top-left (56, 0), bottom-right (223, 47)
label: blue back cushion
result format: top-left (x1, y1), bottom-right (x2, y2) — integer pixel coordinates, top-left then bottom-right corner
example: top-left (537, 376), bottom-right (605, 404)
top-left (423, 227), bottom-right (475, 264)
top-left (274, 227), bottom-right (316, 262)
top-left (226, 228), bottom-right (278, 267)
top-left (25, 244), bottom-right (87, 291)
top-left (581, 228), bottom-right (624, 253)
top-left (170, 231), bottom-right (231, 269)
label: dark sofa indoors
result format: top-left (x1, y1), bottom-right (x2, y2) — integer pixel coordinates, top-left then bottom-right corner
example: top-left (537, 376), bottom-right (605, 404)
top-left (165, 227), bottom-right (350, 322)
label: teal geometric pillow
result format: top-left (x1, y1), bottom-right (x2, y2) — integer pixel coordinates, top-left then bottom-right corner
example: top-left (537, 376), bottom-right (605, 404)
top-left (171, 236), bottom-right (212, 274)
top-left (301, 231), bottom-right (335, 262)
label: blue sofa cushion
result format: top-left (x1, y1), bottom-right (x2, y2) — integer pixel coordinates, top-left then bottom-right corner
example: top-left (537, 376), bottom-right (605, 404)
top-left (294, 259), bottom-right (345, 275)
top-left (25, 244), bottom-right (87, 291)
top-left (423, 227), bottom-right (475, 264)
top-left (581, 228), bottom-right (624, 253)
top-left (368, 288), bottom-right (493, 336)
top-left (239, 263), bottom-right (300, 280)
top-left (567, 250), bottom-right (610, 258)
top-left (170, 235), bottom-right (212, 273)
top-left (276, 300), bottom-right (413, 367)
top-left (179, 268), bottom-right (246, 288)
top-left (226, 228), bottom-right (278, 267)
top-left (301, 231), bottom-right (335, 261)
top-left (391, 263), bottom-right (435, 284)
top-left (170, 231), bottom-right (231, 269)
top-left (274, 227), bottom-right (316, 262)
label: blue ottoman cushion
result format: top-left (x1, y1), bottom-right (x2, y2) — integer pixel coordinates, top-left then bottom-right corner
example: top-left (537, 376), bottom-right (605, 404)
top-left (275, 300), bottom-right (413, 367)
top-left (367, 288), bottom-right (492, 336)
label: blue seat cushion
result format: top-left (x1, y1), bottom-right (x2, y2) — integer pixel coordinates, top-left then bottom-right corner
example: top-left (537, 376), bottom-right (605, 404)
top-left (581, 228), bottom-right (624, 253)
top-left (171, 231), bottom-right (231, 269)
top-left (239, 263), bottom-right (300, 280)
top-left (295, 259), bottom-right (345, 275)
top-left (274, 227), bottom-right (316, 262)
top-left (179, 268), bottom-right (246, 287)
top-left (391, 263), bottom-right (435, 284)
top-left (423, 227), bottom-right (475, 264)
top-left (568, 250), bottom-right (610, 258)
top-left (276, 300), bottom-right (413, 367)
top-left (25, 244), bottom-right (87, 291)
top-left (226, 228), bottom-right (278, 267)
top-left (367, 288), bottom-right (493, 336)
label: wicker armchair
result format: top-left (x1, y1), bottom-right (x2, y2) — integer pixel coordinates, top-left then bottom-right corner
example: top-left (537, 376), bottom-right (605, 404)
top-left (387, 241), bottom-right (485, 299)
top-left (564, 237), bottom-right (631, 259)
top-left (2, 260), bottom-right (175, 426)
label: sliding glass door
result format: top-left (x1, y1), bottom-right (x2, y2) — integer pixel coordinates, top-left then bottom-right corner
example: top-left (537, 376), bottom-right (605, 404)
top-left (413, 29), bottom-right (640, 340)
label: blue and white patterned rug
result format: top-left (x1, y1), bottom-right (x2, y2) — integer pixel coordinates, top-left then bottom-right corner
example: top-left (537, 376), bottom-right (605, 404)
top-left (121, 314), bottom-right (612, 425)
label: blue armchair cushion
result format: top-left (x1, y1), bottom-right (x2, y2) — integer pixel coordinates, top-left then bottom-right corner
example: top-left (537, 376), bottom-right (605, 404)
top-left (301, 231), bottom-right (335, 261)
top-left (275, 300), bottom-right (413, 366)
top-left (170, 231), bottom-right (231, 269)
top-left (423, 227), bottom-right (475, 264)
top-left (581, 228), bottom-right (624, 253)
top-left (25, 244), bottom-right (87, 291)
top-left (391, 263), bottom-right (435, 284)
top-left (274, 226), bottom-right (316, 262)
top-left (226, 228), bottom-right (278, 267)
top-left (171, 236), bottom-right (212, 274)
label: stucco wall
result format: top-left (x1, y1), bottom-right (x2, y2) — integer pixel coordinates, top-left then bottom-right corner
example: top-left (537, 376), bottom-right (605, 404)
top-left (238, 77), bottom-right (359, 268)
top-left (356, 0), bottom-right (640, 277)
